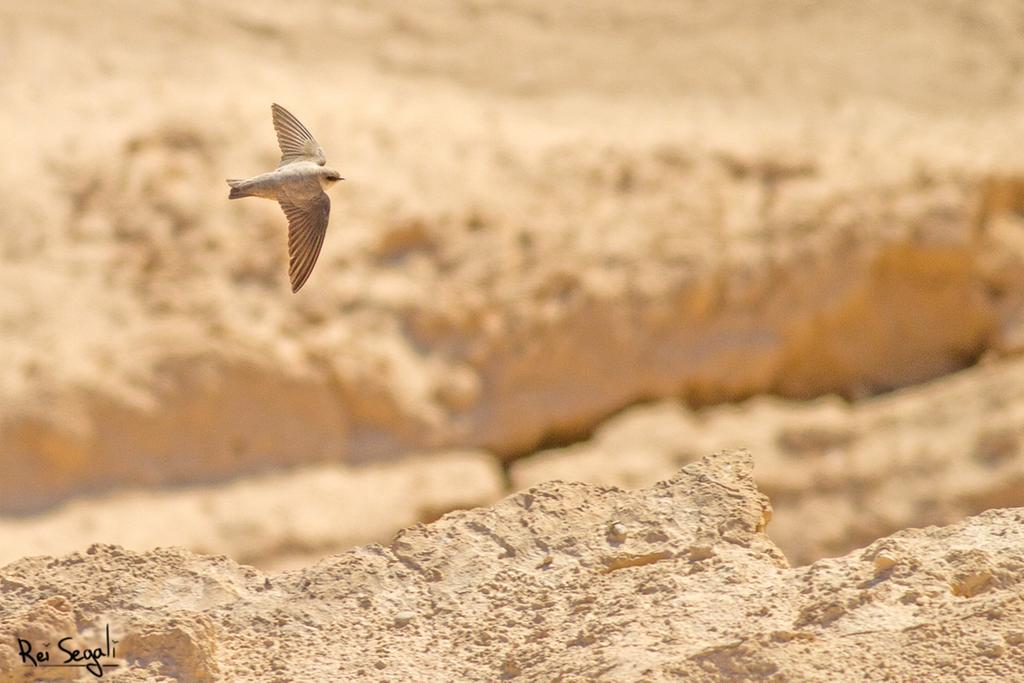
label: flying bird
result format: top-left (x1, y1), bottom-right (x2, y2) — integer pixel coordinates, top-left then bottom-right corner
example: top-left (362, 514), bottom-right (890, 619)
top-left (226, 103), bottom-right (344, 292)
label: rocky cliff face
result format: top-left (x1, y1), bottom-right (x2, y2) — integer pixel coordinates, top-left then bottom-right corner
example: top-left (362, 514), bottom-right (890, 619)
top-left (3, 453), bottom-right (1022, 682)
top-left (2, 0), bottom-right (1024, 515)
top-left (3, 4), bottom-right (1024, 680)
top-left (513, 356), bottom-right (1024, 565)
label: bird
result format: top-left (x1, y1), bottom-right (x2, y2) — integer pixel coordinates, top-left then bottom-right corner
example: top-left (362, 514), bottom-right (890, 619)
top-left (226, 103), bottom-right (344, 293)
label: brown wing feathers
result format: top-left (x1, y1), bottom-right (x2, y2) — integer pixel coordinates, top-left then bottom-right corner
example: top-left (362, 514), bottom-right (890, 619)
top-left (271, 103), bottom-right (326, 166)
top-left (279, 194), bottom-right (330, 292)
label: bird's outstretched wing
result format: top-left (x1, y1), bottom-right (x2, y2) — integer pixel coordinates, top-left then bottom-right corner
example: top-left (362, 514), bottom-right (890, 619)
top-left (272, 103), bottom-right (326, 167)
top-left (278, 192), bottom-right (330, 292)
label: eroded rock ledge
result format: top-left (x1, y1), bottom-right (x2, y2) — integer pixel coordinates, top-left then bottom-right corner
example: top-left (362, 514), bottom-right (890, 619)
top-left (2, 451), bottom-right (1022, 682)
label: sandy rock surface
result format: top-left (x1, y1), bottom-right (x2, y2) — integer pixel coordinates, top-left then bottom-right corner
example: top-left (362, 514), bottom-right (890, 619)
top-left (0, 450), bottom-right (503, 571)
top-left (2, 0), bottom-right (1024, 575)
top-left (4, 4), bottom-right (1024, 679)
top-left (3, 0), bottom-right (1024, 514)
top-left (513, 355), bottom-right (1024, 565)
top-left (3, 452), bottom-right (1023, 682)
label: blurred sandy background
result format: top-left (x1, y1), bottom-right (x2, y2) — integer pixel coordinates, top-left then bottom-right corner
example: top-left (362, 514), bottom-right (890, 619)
top-left (2, 0), bottom-right (1024, 570)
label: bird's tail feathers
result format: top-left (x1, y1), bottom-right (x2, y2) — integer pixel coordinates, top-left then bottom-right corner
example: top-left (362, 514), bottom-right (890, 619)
top-left (226, 179), bottom-right (250, 199)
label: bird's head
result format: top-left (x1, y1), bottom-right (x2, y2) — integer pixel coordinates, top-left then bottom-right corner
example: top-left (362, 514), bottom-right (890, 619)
top-left (320, 168), bottom-right (345, 189)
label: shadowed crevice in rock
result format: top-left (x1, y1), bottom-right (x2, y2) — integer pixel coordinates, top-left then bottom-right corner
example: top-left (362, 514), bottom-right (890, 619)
top-left (2, 221), bottom-right (1017, 515)
top-left (512, 359), bottom-right (1024, 566)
